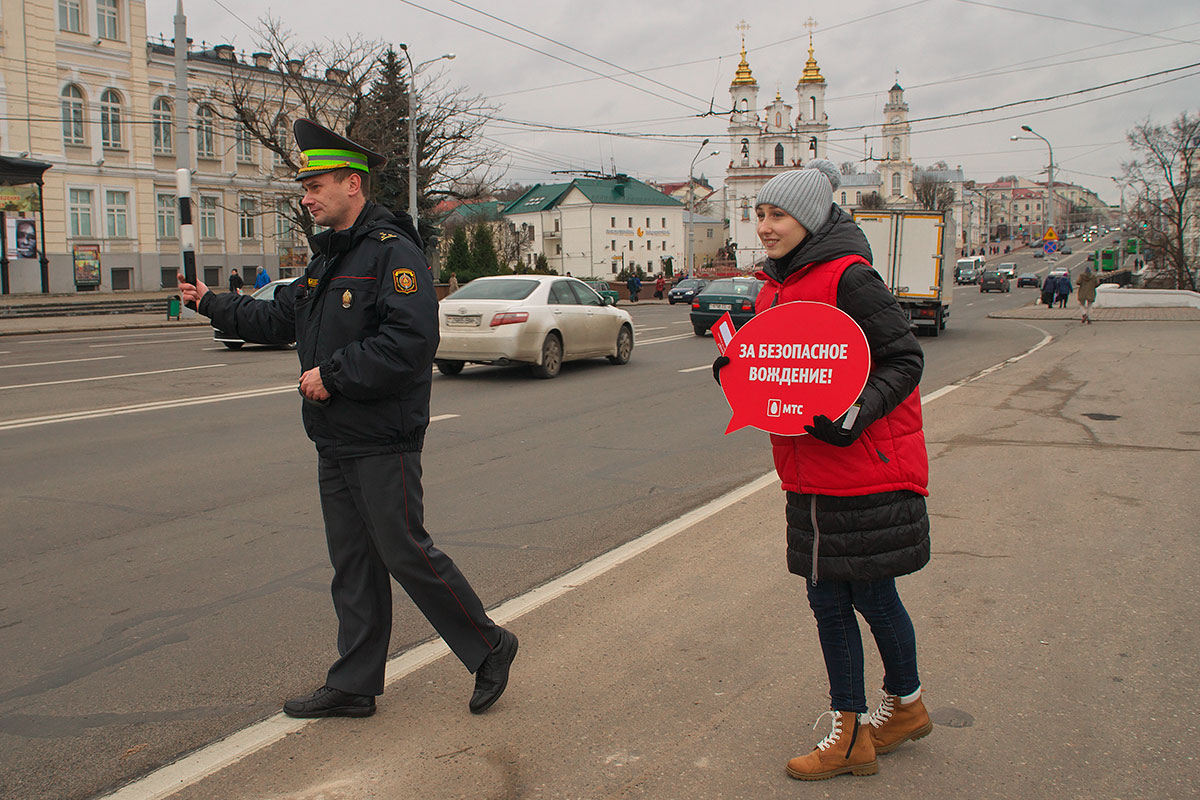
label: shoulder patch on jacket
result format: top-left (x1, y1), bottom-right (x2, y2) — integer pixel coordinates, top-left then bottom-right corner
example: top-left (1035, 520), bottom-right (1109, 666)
top-left (378, 231), bottom-right (398, 242)
top-left (392, 268), bottom-right (418, 294)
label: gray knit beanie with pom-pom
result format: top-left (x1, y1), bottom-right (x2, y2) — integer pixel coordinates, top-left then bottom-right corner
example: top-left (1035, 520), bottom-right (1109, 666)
top-left (755, 159), bottom-right (842, 233)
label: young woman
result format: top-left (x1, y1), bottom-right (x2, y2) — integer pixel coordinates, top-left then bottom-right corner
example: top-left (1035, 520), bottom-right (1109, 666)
top-left (715, 160), bottom-right (933, 781)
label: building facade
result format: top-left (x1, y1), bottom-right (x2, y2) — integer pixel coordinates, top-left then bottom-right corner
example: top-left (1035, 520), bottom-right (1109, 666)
top-left (501, 176), bottom-right (718, 278)
top-left (0, 0), bottom-right (331, 294)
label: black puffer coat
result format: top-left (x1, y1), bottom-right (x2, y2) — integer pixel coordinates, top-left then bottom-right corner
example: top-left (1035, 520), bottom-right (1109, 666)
top-left (766, 205), bottom-right (931, 583)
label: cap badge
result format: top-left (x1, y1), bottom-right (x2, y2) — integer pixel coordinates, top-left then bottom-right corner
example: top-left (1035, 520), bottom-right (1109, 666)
top-left (342, 290), bottom-right (352, 308)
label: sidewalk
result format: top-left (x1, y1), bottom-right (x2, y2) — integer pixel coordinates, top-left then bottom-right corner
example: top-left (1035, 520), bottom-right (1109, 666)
top-left (990, 302), bottom-right (1200, 321)
top-left (108, 320), bottom-right (1198, 800)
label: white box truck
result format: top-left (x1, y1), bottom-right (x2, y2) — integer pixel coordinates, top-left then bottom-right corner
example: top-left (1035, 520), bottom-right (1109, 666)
top-left (852, 209), bottom-right (953, 337)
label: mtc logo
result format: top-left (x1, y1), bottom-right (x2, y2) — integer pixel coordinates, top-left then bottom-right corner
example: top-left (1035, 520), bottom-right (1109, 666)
top-left (766, 398), bottom-right (803, 418)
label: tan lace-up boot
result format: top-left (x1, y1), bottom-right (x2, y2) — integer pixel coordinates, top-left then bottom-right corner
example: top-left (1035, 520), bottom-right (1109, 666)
top-left (786, 710), bottom-right (879, 780)
top-left (867, 689), bottom-right (933, 754)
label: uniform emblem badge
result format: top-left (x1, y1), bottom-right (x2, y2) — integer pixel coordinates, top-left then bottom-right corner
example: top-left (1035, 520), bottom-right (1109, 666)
top-left (342, 289), bottom-right (352, 308)
top-left (393, 268), bottom-right (418, 294)
top-left (298, 152), bottom-right (309, 168)
top-left (379, 232), bottom-right (397, 241)
top-left (307, 277), bottom-right (319, 288)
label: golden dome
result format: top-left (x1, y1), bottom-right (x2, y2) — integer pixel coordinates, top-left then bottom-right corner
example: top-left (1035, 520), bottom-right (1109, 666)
top-left (731, 45), bottom-right (757, 87)
top-left (800, 43), bottom-right (825, 84)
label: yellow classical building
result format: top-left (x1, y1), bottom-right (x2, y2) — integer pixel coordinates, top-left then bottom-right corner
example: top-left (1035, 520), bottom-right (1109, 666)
top-left (0, 0), bottom-right (325, 293)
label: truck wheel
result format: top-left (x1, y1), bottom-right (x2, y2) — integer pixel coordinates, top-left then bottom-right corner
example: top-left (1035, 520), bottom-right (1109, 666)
top-left (930, 308), bottom-right (943, 337)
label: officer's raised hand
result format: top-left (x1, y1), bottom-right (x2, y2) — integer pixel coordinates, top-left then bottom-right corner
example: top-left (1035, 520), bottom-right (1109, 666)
top-left (177, 272), bottom-right (209, 308)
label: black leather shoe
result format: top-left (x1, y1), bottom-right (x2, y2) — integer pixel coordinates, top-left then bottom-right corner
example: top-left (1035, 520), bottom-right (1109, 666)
top-left (283, 685), bottom-right (376, 718)
top-left (470, 628), bottom-right (518, 714)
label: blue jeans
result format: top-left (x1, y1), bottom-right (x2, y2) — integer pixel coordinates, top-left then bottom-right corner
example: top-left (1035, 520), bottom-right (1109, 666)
top-left (805, 577), bottom-right (920, 713)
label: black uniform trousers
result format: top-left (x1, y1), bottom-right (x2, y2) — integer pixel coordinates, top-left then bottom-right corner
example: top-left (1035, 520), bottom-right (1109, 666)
top-left (317, 450), bottom-right (498, 696)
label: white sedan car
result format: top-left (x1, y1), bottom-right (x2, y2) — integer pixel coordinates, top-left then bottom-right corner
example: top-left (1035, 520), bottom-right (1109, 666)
top-left (436, 275), bottom-right (634, 378)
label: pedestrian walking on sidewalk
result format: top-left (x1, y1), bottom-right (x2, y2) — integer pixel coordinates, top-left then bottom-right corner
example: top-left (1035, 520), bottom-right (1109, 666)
top-left (177, 118), bottom-right (517, 720)
top-left (228, 268), bottom-right (244, 295)
top-left (626, 273), bottom-right (641, 302)
top-left (713, 160), bottom-right (933, 781)
top-left (1054, 271), bottom-right (1072, 308)
top-left (654, 274), bottom-right (665, 299)
top-left (254, 266), bottom-right (271, 289)
top-left (1077, 267), bottom-right (1099, 324)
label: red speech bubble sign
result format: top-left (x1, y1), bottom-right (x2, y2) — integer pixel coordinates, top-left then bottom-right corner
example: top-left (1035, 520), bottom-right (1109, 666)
top-left (721, 301), bottom-right (870, 435)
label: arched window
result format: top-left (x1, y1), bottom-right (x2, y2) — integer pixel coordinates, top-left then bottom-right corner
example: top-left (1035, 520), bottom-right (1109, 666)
top-left (100, 89), bottom-right (123, 149)
top-left (841, 192), bottom-right (847, 205)
top-left (810, 96), bottom-right (816, 120)
top-left (273, 115), bottom-right (289, 166)
top-left (892, 173), bottom-right (902, 196)
top-left (774, 143), bottom-right (784, 166)
top-left (739, 98), bottom-right (749, 112)
top-left (152, 98), bottom-right (173, 154)
top-left (775, 112), bottom-right (782, 128)
top-left (196, 105), bottom-right (216, 158)
top-left (739, 138), bottom-right (750, 165)
top-left (61, 84), bottom-right (85, 145)
top-left (892, 137), bottom-right (901, 158)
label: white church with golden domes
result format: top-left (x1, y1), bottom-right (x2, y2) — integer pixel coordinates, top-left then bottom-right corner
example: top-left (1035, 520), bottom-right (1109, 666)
top-left (725, 30), bottom-right (966, 269)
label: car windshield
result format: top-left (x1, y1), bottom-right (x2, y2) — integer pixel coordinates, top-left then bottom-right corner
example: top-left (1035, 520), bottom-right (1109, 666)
top-left (676, 279), bottom-right (703, 289)
top-left (703, 279), bottom-right (757, 296)
top-left (450, 278), bottom-right (539, 300)
top-left (983, 272), bottom-right (1001, 279)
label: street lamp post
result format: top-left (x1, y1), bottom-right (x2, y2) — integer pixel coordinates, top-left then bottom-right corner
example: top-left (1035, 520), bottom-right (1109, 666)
top-left (398, 44), bottom-right (455, 230)
top-left (686, 139), bottom-right (718, 276)
top-left (1012, 125), bottom-right (1055, 242)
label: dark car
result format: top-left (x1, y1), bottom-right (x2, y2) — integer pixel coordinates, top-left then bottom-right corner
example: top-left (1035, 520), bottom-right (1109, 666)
top-left (667, 278), bottom-right (709, 305)
top-left (1060, 244), bottom-right (1072, 255)
top-left (956, 268), bottom-right (980, 285)
top-left (1033, 250), bottom-right (1045, 259)
top-left (212, 278), bottom-right (297, 350)
top-left (1016, 273), bottom-right (1040, 288)
top-left (979, 270), bottom-right (1010, 292)
top-left (690, 277), bottom-right (762, 336)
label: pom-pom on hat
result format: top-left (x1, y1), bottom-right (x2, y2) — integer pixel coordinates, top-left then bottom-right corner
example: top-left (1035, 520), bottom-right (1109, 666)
top-left (756, 159), bottom-right (842, 233)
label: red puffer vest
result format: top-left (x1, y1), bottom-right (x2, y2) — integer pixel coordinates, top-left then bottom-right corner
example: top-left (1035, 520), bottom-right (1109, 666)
top-left (756, 255), bottom-right (929, 497)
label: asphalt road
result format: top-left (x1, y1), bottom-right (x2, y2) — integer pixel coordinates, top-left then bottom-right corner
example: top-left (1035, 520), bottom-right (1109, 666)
top-left (0, 250), bottom-right (1082, 800)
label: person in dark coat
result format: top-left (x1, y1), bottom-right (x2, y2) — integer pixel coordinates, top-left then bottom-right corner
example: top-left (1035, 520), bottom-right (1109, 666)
top-left (228, 268), bottom-right (244, 295)
top-left (1041, 276), bottom-right (1056, 307)
top-left (714, 160), bottom-right (932, 781)
top-left (177, 119), bottom-right (517, 720)
top-left (1054, 271), bottom-right (1072, 308)
top-left (626, 273), bottom-right (641, 302)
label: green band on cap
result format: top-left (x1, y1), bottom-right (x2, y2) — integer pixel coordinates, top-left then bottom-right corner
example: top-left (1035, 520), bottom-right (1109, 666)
top-left (298, 148), bottom-right (369, 174)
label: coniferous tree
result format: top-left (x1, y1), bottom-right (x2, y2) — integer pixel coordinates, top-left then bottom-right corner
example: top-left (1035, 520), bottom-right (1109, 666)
top-left (446, 227), bottom-right (472, 278)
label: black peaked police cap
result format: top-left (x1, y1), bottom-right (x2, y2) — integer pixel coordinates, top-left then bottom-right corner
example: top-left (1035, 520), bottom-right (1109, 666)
top-left (292, 118), bottom-right (386, 181)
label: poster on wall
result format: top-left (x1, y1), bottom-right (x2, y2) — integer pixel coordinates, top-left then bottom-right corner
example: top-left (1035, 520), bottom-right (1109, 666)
top-left (72, 244), bottom-right (101, 288)
top-left (6, 217), bottom-right (37, 258)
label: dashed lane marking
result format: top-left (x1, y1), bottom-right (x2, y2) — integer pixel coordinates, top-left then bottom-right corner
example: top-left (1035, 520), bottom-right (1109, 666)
top-left (0, 364), bottom-right (224, 392)
top-left (0, 355), bottom-right (124, 369)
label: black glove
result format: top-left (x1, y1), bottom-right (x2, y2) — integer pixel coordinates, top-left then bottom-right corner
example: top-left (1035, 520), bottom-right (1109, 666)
top-left (712, 355), bottom-right (730, 385)
top-left (804, 414), bottom-right (857, 447)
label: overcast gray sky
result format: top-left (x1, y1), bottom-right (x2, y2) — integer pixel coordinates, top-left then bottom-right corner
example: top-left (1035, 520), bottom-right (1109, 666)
top-left (150, 0), bottom-right (1200, 204)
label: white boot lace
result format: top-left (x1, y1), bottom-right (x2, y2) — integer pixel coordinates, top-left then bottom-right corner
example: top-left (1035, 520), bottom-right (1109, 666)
top-left (867, 691), bottom-right (895, 728)
top-left (812, 710), bottom-right (843, 751)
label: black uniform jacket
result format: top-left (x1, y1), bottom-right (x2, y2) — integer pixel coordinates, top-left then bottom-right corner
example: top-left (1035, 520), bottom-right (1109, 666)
top-left (200, 202), bottom-right (438, 458)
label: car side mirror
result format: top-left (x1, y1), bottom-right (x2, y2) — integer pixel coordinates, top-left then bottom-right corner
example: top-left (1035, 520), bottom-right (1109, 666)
top-left (603, 296), bottom-right (615, 306)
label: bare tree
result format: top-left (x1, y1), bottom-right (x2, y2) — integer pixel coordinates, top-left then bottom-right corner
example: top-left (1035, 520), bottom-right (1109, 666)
top-left (839, 161), bottom-right (858, 175)
top-left (859, 191), bottom-right (885, 210)
top-left (913, 173), bottom-right (956, 212)
top-left (1123, 111), bottom-right (1199, 291)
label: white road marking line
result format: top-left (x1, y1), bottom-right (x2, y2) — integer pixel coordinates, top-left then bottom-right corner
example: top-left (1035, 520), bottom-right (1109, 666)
top-left (0, 350), bottom-right (9, 354)
top-left (90, 337), bottom-right (212, 348)
top-left (634, 326), bottom-right (666, 332)
top-left (93, 342), bottom-right (1048, 800)
top-left (679, 365), bottom-right (711, 373)
top-left (0, 385), bottom-right (296, 431)
top-left (0, 364), bottom-right (225, 391)
top-left (18, 330), bottom-right (207, 344)
top-left (637, 333), bottom-right (697, 346)
top-left (0, 355), bottom-right (123, 370)
top-left (429, 414), bottom-right (459, 422)
top-left (922, 326), bottom-right (1053, 404)
top-left (671, 320), bottom-right (692, 325)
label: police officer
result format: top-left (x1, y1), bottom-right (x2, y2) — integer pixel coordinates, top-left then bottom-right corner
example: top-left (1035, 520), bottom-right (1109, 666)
top-left (177, 119), bottom-right (517, 718)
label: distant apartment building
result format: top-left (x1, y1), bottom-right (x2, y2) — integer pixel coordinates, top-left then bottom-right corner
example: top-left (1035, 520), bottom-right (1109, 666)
top-left (0, 0), bottom-right (343, 293)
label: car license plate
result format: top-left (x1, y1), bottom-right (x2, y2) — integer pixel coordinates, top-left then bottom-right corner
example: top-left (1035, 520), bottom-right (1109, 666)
top-left (446, 315), bottom-right (481, 327)
top-left (710, 303), bottom-right (731, 311)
